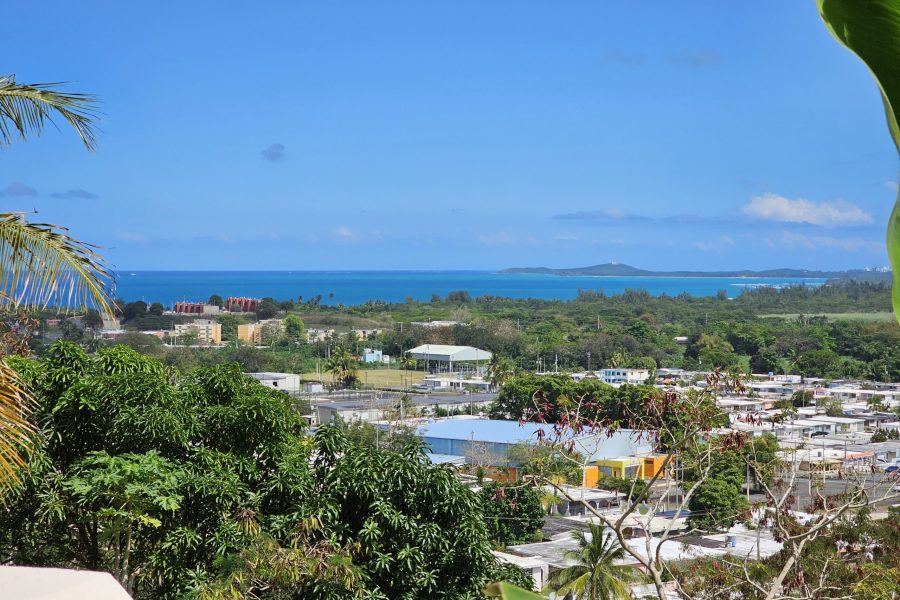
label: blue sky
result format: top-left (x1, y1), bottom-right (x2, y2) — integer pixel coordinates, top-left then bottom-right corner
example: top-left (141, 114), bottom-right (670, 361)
top-left (3, 1), bottom-right (897, 271)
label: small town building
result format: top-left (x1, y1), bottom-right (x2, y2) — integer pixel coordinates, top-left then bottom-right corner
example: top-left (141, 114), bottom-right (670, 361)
top-left (362, 348), bottom-right (383, 363)
top-left (173, 319), bottom-right (222, 345)
top-left (599, 368), bottom-right (650, 385)
top-left (246, 372), bottom-right (301, 394)
top-left (407, 344), bottom-right (492, 374)
top-left (415, 419), bottom-right (652, 476)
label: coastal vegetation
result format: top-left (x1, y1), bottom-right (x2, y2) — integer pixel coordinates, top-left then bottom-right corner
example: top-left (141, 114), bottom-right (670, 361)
top-left (0, 342), bottom-right (531, 598)
top-left (0, 76), bottom-right (113, 494)
top-left (92, 281), bottom-right (900, 385)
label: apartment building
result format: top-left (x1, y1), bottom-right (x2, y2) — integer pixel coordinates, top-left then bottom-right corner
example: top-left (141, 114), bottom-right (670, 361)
top-left (174, 319), bottom-right (222, 345)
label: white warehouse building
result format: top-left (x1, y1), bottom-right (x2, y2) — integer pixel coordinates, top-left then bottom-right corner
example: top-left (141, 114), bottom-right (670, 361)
top-left (407, 344), bottom-right (492, 375)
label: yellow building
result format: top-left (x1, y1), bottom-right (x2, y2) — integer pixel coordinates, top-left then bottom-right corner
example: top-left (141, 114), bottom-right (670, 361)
top-left (237, 319), bottom-right (283, 345)
top-left (641, 455), bottom-right (669, 480)
top-left (582, 465), bottom-right (600, 488)
top-left (237, 323), bottom-right (261, 344)
top-left (173, 319), bottom-right (222, 345)
top-left (595, 457), bottom-right (644, 480)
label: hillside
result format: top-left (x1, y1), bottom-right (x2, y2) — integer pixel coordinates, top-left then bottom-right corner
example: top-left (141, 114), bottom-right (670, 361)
top-left (501, 262), bottom-right (892, 280)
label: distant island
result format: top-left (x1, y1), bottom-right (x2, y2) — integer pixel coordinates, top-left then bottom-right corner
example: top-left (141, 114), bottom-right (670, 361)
top-left (500, 262), bottom-right (892, 281)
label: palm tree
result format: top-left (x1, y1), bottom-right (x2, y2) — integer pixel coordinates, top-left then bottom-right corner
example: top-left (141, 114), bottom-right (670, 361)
top-left (486, 354), bottom-right (515, 391)
top-left (399, 353), bottom-right (417, 390)
top-left (1, 75), bottom-right (98, 149)
top-left (324, 347), bottom-right (359, 388)
top-left (0, 76), bottom-right (112, 495)
top-left (545, 523), bottom-right (637, 600)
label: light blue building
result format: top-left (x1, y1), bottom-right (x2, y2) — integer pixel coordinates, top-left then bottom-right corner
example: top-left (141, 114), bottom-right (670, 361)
top-left (416, 419), bottom-right (652, 467)
top-left (362, 348), bottom-right (383, 363)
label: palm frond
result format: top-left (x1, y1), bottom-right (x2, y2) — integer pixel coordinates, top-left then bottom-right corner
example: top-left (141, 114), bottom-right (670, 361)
top-left (0, 213), bottom-right (114, 315)
top-left (0, 359), bottom-right (34, 495)
top-left (0, 75), bottom-right (98, 150)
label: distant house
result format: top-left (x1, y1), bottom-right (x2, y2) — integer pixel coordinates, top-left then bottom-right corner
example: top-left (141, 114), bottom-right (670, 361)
top-left (362, 348), bottom-right (383, 363)
top-left (599, 368), bottom-right (650, 385)
top-left (247, 372), bottom-right (300, 394)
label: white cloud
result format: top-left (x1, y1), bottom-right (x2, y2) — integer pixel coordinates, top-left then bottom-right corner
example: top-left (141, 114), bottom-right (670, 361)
top-left (335, 226), bottom-right (357, 240)
top-left (885, 180), bottom-right (898, 192)
top-left (740, 193), bottom-right (872, 227)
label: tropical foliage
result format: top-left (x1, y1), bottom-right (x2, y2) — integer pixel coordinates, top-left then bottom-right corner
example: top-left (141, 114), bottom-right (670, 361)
top-left (545, 523), bottom-right (637, 600)
top-left (487, 354), bottom-right (516, 390)
top-left (324, 346), bottom-right (359, 387)
top-left (478, 482), bottom-right (545, 546)
top-left (0, 76), bottom-right (112, 495)
top-left (0, 342), bottom-right (527, 598)
top-left (817, 1), bottom-right (900, 323)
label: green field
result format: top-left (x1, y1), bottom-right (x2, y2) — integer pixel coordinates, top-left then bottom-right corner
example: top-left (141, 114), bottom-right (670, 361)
top-left (758, 312), bottom-right (896, 322)
top-left (302, 368), bottom-right (425, 388)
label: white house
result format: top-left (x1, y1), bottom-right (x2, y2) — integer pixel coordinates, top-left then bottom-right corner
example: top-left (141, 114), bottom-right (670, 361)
top-left (808, 415), bottom-right (867, 434)
top-left (600, 368), bottom-right (650, 385)
top-left (246, 372), bottom-right (301, 394)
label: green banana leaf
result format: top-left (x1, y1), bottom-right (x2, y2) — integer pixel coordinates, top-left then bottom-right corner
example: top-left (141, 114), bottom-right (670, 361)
top-left (817, 0), bottom-right (900, 323)
top-left (483, 581), bottom-right (547, 599)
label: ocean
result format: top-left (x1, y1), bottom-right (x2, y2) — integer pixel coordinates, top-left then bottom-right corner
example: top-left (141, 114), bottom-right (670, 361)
top-left (112, 271), bottom-right (827, 305)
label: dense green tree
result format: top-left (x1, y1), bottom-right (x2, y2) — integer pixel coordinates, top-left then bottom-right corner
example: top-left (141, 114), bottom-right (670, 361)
top-left (257, 297), bottom-right (280, 319)
top-left (122, 300), bottom-right (148, 321)
top-left (687, 478), bottom-right (748, 532)
top-left (311, 425), bottom-right (531, 598)
top-left (110, 332), bottom-right (164, 357)
top-left (487, 354), bottom-right (516, 391)
top-left (749, 346), bottom-right (782, 374)
top-left (283, 314), bottom-right (306, 343)
top-left (446, 290), bottom-right (472, 304)
top-left (208, 294), bottom-right (224, 307)
top-left (215, 313), bottom-right (243, 342)
top-left (795, 349), bottom-right (842, 378)
top-left (0, 343), bottom-right (525, 598)
top-left (478, 482), bottom-right (545, 546)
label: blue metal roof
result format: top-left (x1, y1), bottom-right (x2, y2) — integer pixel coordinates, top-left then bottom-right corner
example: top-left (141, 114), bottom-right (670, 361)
top-left (416, 418), bottom-right (653, 463)
top-left (425, 452), bottom-right (467, 465)
top-left (416, 419), bottom-right (559, 444)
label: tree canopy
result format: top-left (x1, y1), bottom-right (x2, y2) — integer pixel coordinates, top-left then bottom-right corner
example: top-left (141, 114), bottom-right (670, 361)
top-left (1, 342), bottom-right (526, 598)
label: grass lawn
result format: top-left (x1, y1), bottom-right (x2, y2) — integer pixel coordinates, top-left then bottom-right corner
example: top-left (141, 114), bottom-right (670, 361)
top-left (758, 312), bottom-right (896, 322)
top-left (302, 368), bottom-right (425, 388)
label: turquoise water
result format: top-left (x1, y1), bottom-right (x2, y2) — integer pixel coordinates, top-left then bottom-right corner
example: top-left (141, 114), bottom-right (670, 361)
top-left (112, 271), bottom-right (826, 305)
